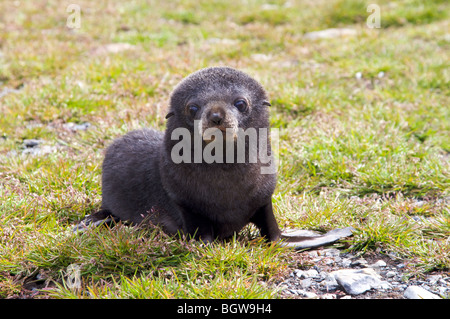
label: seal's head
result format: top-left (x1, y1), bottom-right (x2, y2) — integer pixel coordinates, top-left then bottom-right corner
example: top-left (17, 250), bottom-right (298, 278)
top-left (165, 67), bottom-right (271, 143)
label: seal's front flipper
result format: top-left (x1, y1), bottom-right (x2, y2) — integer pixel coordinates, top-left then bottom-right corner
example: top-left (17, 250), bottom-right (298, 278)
top-left (278, 227), bottom-right (355, 250)
top-left (72, 209), bottom-right (120, 233)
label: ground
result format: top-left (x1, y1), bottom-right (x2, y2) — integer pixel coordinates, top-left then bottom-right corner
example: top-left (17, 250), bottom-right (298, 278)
top-left (0, 0), bottom-right (448, 299)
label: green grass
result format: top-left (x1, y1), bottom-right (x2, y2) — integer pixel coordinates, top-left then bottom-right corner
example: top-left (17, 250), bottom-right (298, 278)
top-left (0, 0), bottom-right (449, 298)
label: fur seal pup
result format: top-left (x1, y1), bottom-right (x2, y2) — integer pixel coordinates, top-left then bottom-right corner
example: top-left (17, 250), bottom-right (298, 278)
top-left (77, 67), bottom-right (353, 247)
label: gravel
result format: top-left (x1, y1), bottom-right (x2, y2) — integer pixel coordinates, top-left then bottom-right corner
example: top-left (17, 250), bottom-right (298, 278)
top-left (278, 248), bottom-right (448, 299)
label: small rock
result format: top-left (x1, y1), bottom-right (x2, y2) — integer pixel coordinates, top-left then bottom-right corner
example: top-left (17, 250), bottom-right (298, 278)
top-left (421, 284), bottom-right (431, 291)
top-left (437, 287), bottom-right (448, 297)
top-left (426, 275), bottom-right (442, 285)
top-left (23, 144), bottom-right (56, 156)
top-left (385, 271), bottom-right (397, 278)
top-left (404, 286), bottom-right (441, 299)
top-left (341, 258), bottom-right (352, 267)
top-left (300, 278), bottom-right (313, 289)
top-left (23, 139), bottom-right (42, 148)
top-left (293, 269), bottom-right (302, 278)
top-left (438, 278), bottom-right (448, 286)
top-left (387, 252), bottom-right (400, 260)
top-left (411, 215), bottom-right (427, 223)
top-left (302, 291), bottom-right (318, 299)
top-left (351, 258), bottom-right (368, 267)
top-left (289, 289), bottom-right (316, 298)
top-left (370, 260), bottom-right (387, 268)
top-left (321, 294), bottom-right (337, 299)
top-left (289, 289), bottom-right (300, 295)
top-left (35, 273), bottom-right (46, 281)
top-left (303, 269), bottom-right (319, 278)
top-left (320, 248), bottom-right (341, 257)
top-left (21, 139), bottom-right (57, 156)
top-left (318, 271), bottom-right (328, 281)
top-left (294, 269), bottom-right (319, 279)
top-left (414, 200), bottom-right (425, 207)
top-left (324, 258), bottom-right (337, 265)
top-left (331, 268), bottom-right (391, 295)
top-left (320, 275), bottom-right (340, 291)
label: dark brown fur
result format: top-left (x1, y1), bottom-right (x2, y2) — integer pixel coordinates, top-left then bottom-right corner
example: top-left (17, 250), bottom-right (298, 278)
top-left (84, 67), bottom-right (284, 242)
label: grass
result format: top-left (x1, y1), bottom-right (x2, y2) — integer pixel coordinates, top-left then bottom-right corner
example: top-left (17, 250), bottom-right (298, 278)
top-left (0, 0), bottom-right (449, 298)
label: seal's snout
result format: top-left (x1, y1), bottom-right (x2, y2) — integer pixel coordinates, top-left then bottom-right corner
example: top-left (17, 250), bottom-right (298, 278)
top-left (200, 102), bottom-right (238, 143)
top-left (205, 104), bottom-right (228, 130)
top-left (209, 111), bottom-right (223, 126)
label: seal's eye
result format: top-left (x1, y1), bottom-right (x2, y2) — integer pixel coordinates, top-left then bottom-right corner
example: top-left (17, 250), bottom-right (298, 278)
top-left (188, 104), bottom-right (199, 117)
top-left (234, 99), bottom-right (248, 112)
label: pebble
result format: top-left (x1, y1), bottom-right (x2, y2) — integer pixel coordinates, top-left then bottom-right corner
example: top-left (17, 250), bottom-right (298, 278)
top-left (288, 289), bottom-right (317, 299)
top-left (23, 139), bottom-right (42, 148)
top-left (385, 271), bottom-right (397, 278)
top-left (320, 274), bottom-right (339, 291)
top-left (302, 269), bottom-right (319, 279)
top-left (302, 291), bottom-right (318, 299)
top-left (341, 258), bottom-right (352, 268)
top-left (404, 286), bottom-right (441, 299)
top-left (351, 258), bottom-right (368, 267)
top-left (426, 275), bottom-right (441, 285)
top-left (370, 260), bottom-right (387, 268)
top-left (331, 268), bottom-right (391, 295)
top-left (320, 248), bottom-right (341, 257)
top-left (6, 121), bottom-right (91, 158)
top-left (300, 278), bottom-right (313, 289)
top-left (21, 139), bottom-right (57, 156)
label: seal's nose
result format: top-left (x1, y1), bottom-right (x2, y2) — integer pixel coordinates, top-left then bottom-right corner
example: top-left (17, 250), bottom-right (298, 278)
top-left (210, 112), bottom-right (223, 126)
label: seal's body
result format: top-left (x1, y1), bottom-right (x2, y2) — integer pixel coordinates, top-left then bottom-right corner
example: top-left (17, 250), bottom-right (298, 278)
top-left (93, 67), bottom-right (283, 242)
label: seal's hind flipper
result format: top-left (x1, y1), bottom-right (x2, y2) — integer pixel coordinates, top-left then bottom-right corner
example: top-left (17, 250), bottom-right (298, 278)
top-left (279, 227), bottom-right (354, 250)
top-left (72, 209), bottom-right (121, 233)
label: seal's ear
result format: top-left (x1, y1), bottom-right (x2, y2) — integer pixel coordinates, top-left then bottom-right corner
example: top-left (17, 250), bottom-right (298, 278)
top-left (165, 111), bottom-right (174, 119)
top-left (262, 100), bottom-right (271, 107)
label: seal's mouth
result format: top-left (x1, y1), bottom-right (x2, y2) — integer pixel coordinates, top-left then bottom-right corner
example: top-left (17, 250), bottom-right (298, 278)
top-left (202, 126), bottom-right (237, 143)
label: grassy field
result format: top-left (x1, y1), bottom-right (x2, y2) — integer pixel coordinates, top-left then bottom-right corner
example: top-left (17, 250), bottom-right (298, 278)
top-left (0, 0), bottom-right (448, 298)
